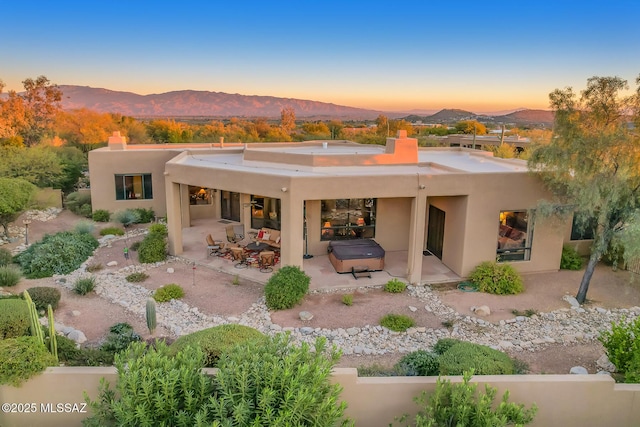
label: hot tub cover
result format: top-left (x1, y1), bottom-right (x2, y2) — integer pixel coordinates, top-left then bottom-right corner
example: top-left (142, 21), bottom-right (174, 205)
top-left (327, 239), bottom-right (385, 260)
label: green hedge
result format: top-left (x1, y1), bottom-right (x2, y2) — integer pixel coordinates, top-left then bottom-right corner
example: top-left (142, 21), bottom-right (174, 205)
top-left (170, 324), bottom-right (265, 367)
top-left (0, 299), bottom-right (30, 339)
top-left (560, 245), bottom-right (584, 270)
top-left (468, 261), bottom-right (524, 295)
top-left (153, 284), bottom-right (184, 302)
top-left (438, 341), bottom-right (515, 375)
top-left (395, 350), bottom-right (440, 376)
top-left (264, 265), bottom-right (310, 310)
top-left (0, 336), bottom-right (57, 386)
top-left (26, 286), bottom-right (61, 311)
top-left (138, 233), bottom-right (167, 263)
top-left (14, 231), bottom-right (99, 278)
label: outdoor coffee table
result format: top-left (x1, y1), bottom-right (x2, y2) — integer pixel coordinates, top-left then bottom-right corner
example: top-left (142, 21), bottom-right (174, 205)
top-left (246, 241), bottom-right (269, 251)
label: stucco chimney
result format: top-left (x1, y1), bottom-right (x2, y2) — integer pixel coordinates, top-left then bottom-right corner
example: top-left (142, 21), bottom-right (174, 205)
top-left (384, 129), bottom-right (418, 163)
top-left (108, 131), bottom-right (127, 150)
top-left (219, 137), bottom-right (224, 147)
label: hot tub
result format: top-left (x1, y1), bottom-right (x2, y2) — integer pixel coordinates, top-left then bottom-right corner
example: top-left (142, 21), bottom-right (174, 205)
top-left (327, 239), bottom-right (385, 273)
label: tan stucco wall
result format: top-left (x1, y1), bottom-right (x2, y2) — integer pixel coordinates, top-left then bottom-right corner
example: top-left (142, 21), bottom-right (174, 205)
top-left (1, 368), bottom-right (639, 427)
top-left (89, 141), bottom-right (567, 279)
top-left (88, 148), bottom-right (182, 216)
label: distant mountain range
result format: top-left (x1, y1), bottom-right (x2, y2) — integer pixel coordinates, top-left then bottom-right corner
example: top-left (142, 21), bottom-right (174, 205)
top-left (56, 85), bottom-right (554, 125)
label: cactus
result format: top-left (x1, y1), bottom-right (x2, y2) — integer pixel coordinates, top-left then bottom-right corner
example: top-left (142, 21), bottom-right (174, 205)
top-left (47, 304), bottom-right (58, 363)
top-left (146, 297), bottom-right (157, 335)
top-left (23, 290), bottom-right (44, 346)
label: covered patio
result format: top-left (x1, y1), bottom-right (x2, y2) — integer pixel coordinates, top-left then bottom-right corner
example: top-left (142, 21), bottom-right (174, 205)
top-left (178, 218), bottom-right (460, 291)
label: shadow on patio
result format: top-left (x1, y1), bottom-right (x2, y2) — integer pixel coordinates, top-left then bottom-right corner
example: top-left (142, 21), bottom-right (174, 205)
top-left (178, 218), bottom-right (460, 291)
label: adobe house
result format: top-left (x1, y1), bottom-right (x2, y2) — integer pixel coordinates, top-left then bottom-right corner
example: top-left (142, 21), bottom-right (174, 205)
top-left (89, 131), bottom-right (576, 284)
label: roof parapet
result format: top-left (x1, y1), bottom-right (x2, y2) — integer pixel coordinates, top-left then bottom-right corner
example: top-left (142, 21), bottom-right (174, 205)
top-left (108, 131), bottom-right (127, 150)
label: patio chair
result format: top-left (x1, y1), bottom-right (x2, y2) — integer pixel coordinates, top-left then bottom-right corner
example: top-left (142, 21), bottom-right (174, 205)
top-left (259, 250), bottom-right (275, 273)
top-left (206, 234), bottom-right (223, 257)
top-left (226, 224), bottom-right (245, 245)
top-left (230, 246), bottom-right (248, 269)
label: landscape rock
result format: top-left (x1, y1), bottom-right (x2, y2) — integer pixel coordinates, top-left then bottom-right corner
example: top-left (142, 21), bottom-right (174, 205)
top-left (299, 311), bottom-right (313, 321)
top-left (473, 305), bottom-right (491, 316)
top-left (67, 329), bottom-right (87, 344)
top-left (596, 354), bottom-right (616, 372)
top-left (107, 261), bottom-right (118, 267)
top-left (562, 295), bottom-right (580, 308)
top-left (569, 366), bottom-right (589, 375)
top-left (167, 267), bottom-right (175, 273)
top-left (408, 306), bottom-right (417, 312)
top-left (72, 310), bottom-right (81, 317)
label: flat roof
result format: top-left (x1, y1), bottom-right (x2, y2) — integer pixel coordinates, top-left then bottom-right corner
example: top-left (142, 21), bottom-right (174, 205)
top-left (171, 145), bottom-right (528, 177)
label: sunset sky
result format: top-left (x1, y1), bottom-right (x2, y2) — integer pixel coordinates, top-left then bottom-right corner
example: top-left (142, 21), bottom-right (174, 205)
top-left (2, 1), bottom-right (639, 113)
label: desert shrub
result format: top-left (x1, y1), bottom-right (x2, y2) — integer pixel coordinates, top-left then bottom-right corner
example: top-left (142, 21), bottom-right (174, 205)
top-left (99, 226), bottom-right (124, 236)
top-left (0, 336), bottom-right (58, 386)
top-left (100, 322), bottom-right (141, 354)
top-left (86, 262), bottom-right (103, 272)
top-left (153, 283), bottom-right (184, 302)
top-left (560, 245), bottom-right (583, 270)
top-left (264, 265), bottom-right (310, 310)
top-left (26, 286), bottom-right (61, 311)
top-left (83, 341), bottom-right (213, 427)
top-left (125, 271), bottom-right (149, 283)
top-left (170, 324), bottom-right (265, 367)
top-left (148, 223), bottom-right (168, 236)
top-left (137, 233), bottom-right (167, 263)
top-left (384, 278), bottom-right (407, 293)
top-left (129, 241), bottom-right (141, 251)
top-left (74, 219), bottom-right (95, 235)
top-left (0, 298), bottom-right (30, 339)
top-left (357, 363), bottom-right (404, 377)
top-left (14, 231), bottom-right (99, 278)
top-left (394, 370), bottom-right (537, 427)
top-left (468, 261), bottom-right (524, 295)
top-left (112, 209), bottom-right (140, 228)
top-left (74, 276), bottom-right (96, 295)
top-left (599, 316), bottom-right (640, 378)
top-left (0, 247), bottom-right (13, 267)
top-left (395, 350), bottom-right (440, 376)
top-left (91, 209), bottom-right (111, 222)
top-left (432, 338), bottom-right (463, 355)
top-left (206, 334), bottom-right (350, 426)
top-left (438, 341), bottom-right (515, 375)
top-left (0, 264), bottom-right (22, 287)
top-left (65, 191), bottom-right (92, 217)
top-left (342, 293), bottom-right (354, 306)
top-left (64, 347), bottom-right (115, 367)
top-left (380, 314), bottom-right (415, 332)
top-left (133, 207), bottom-right (156, 223)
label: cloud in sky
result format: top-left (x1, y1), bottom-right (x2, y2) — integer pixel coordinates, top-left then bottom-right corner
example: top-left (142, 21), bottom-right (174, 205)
top-left (2, 1), bottom-right (640, 112)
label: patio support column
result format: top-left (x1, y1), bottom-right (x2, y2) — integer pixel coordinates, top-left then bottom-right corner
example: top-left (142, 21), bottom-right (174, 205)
top-left (280, 191), bottom-right (304, 268)
top-left (166, 180), bottom-right (183, 255)
top-left (179, 184), bottom-right (190, 227)
top-left (407, 192), bottom-right (427, 285)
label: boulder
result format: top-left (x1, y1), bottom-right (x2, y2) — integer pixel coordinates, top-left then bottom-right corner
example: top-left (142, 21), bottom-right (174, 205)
top-left (570, 366), bottom-right (588, 375)
top-left (67, 329), bottom-right (87, 344)
top-left (107, 261), bottom-right (118, 267)
top-left (299, 311), bottom-right (313, 321)
top-left (473, 305), bottom-right (491, 316)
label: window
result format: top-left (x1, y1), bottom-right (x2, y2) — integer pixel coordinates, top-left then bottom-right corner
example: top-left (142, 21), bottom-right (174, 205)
top-left (189, 186), bottom-right (212, 205)
top-left (321, 198), bottom-right (376, 241)
top-left (497, 210), bottom-right (532, 261)
top-left (570, 213), bottom-right (596, 241)
top-left (251, 195), bottom-right (281, 230)
top-left (115, 174), bottom-right (153, 200)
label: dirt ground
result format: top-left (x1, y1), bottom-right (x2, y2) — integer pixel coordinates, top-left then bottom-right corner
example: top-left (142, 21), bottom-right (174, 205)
top-left (4, 210), bottom-right (640, 375)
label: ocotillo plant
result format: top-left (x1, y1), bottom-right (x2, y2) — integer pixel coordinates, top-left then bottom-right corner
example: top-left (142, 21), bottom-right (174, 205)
top-left (146, 297), bottom-right (157, 335)
top-left (48, 304), bottom-right (58, 362)
top-left (23, 290), bottom-right (44, 346)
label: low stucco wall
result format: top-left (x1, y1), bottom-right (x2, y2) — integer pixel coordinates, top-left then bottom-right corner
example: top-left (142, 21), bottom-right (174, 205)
top-left (1, 368), bottom-right (639, 427)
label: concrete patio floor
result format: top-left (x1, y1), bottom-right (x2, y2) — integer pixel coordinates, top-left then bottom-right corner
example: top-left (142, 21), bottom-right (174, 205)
top-left (177, 218), bottom-right (460, 290)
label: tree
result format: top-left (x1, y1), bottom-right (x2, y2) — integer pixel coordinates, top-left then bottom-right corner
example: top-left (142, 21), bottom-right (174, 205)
top-left (20, 76), bottom-right (62, 146)
top-left (528, 75), bottom-right (640, 303)
top-left (0, 178), bottom-right (37, 238)
top-left (280, 106), bottom-right (296, 134)
top-left (55, 109), bottom-right (114, 153)
top-left (455, 120), bottom-right (487, 135)
top-left (375, 114), bottom-right (389, 136)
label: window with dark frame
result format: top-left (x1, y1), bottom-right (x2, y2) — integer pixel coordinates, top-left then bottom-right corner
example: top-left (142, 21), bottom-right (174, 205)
top-left (321, 198), bottom-right (376, 241)
top-left (497, 210), bottom-right (533, 261)
top-left (114, 174), bottom-right (153, 200)
top-left (570, 213), bottom-right (596, 241)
